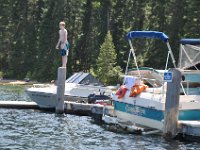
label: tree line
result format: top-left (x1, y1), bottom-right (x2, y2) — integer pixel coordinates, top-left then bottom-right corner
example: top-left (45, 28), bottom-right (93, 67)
top-left (0, 0), bottom-right (200, 82)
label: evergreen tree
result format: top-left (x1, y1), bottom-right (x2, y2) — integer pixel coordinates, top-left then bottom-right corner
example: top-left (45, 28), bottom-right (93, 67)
top-left (111, 0), bottom-right (127, 70)
top-left (74, 0), bottom-right (93, 72)
top-left (184, 0), bottom-right (200, 38)
top-left (98, 0), bottom-right (112, 42)
top-left (8, 0), bottom-right (29, 78)
top-left (144, 0), bottom-right (169, 69)
top-left (167, 0), bottom-right (187, 61)
top-left (23, 0), bottom-right (45, 79)
top-left (1, 0), bottom-right (200, 81)
top-left (95, 31), bottom-right (122, 85)
top-left (0, 0), bottom-right (12, 74)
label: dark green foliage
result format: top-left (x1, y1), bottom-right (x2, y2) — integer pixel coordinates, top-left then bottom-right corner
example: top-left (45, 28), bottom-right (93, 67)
top-left (74, 0), bottom-right (93, 72)
top-left (0, 0), bottom-right (200, 83)
top-left (95, 31), bottom-right (122, 85)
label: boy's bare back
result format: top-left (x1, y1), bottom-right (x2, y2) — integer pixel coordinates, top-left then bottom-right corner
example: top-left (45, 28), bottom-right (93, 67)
top-left (59, 29), bottom-right (68, 49)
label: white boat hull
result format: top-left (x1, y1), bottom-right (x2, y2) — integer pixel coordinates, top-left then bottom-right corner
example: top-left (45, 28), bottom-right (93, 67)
top-left (27, 91), bottom-right (56, 108)
top-left (26, 83), bottom-right (114, 108)
top-left (112, 90), bottom-right (200, 130)
top-left (115, 110), bottom-right (163, 130)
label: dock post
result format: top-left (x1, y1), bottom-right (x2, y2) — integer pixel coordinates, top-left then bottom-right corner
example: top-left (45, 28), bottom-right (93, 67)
top-left (56, 67), bottom-right (66, 114)
top-left (163, 68), bottom-right (182, 138)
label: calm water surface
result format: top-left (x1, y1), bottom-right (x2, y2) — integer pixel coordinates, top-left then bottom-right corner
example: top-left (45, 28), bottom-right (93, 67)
top-left (0, 85), bottom-right (199, 150)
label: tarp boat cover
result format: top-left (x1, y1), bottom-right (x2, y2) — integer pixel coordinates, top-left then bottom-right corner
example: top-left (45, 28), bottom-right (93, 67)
top-left (126, 31), bottom-right (169, 42)
top-left (178, 39), bottom-right (200, 69)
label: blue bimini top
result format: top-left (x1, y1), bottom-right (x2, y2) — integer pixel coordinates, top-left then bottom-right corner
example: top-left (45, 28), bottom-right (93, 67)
top-left (180, 39), bottom-right (200, 45)
top-left (126, 31), bottom-right (169, 42)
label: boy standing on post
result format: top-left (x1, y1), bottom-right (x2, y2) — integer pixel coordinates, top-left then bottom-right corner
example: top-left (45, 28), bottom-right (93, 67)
top-left (56, 21), bottom-right (70, 67)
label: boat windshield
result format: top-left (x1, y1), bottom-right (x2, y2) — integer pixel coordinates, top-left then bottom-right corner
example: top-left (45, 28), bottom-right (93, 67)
top-left (128, 67), bottom-right (163, 87)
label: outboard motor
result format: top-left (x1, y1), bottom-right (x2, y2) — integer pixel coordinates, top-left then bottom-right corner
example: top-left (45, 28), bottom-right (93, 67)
top-left (87, 94), bottom-right (110, 104)
top-left (88, 94), bottom-right (97, 104)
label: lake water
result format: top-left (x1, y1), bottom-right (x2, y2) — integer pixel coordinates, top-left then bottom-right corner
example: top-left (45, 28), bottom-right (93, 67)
top-left (0, 85), bottom-right (199, 150)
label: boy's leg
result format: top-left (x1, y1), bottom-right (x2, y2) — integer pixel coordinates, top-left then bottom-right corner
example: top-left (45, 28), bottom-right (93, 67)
top-left (62, 55), bottom-right (67, 67)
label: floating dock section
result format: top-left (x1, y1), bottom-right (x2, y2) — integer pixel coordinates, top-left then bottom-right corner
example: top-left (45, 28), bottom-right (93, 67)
top-left (0, 101), bottom-right (113, 116)
top-left (0, 101), bottom-right (39, 109)
top-left (179, 121), bottom-right (200, 140)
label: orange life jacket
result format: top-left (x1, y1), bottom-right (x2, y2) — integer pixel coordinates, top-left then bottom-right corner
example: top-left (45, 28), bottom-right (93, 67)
top-left (116, 85), bottom-right (127, 99)
top-left (129, 84), bottom-right (148, 97)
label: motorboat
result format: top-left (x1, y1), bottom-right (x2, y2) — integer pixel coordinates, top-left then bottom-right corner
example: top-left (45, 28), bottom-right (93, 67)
top-left (26, 72), bottom-right (115, 108)
top-left (111, 31), bottom-right (200, 130)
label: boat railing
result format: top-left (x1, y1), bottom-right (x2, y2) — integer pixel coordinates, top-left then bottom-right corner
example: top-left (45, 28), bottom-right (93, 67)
top-left (181, 80), bottom-right (200, 95)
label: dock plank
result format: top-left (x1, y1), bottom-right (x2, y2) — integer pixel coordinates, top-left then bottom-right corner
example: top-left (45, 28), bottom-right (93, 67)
top-left (0, 101), bottom-right (114, 117)
top-left (179, 120), bottom-right (200, 137)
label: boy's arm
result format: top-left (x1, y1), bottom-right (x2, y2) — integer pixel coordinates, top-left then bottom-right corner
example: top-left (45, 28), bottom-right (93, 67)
top-left (56, 30), bottom-right (61, 49)
top-left (64, 30), bottom-right (68, 42)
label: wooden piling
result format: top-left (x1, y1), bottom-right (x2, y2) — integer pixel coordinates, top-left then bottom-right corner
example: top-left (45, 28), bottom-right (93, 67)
top-left (163, 68), bottom-right (182, 138)
top-left (55, 67), bottom-right (66, 114)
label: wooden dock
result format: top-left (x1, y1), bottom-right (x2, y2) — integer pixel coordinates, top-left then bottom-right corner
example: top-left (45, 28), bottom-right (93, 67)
top-left (0, 101), bottom-right (39, 109)
top-left (0, 100), bottom-right (113, 116)
top-left (178, 121), bottom-right (200, 140)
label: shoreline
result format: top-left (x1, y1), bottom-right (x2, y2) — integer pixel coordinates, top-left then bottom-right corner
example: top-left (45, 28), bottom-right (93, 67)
top-left (0, 79), bottom-right (39, 85)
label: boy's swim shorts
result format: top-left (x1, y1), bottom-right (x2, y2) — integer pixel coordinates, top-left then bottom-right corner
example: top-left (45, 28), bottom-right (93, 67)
top-left (60, 42), bottom-right (70, 56)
